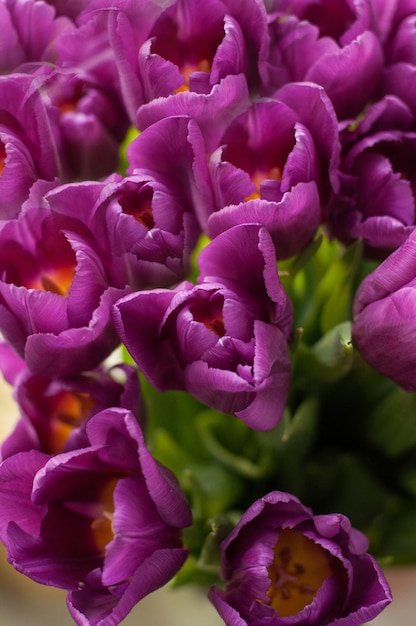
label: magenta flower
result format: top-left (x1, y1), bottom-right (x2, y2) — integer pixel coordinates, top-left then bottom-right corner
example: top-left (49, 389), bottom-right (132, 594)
top-left (206, 83), bottom-right (340, 258)
top-left (94, 171), bottom-right (201, 289)
top-left (126, 115), bottom-right (214, 230)
top-left (38, 67), bottom-right (130, 181)
top-left (0, 408), bottom-right (191, 626)
top-left (353, 229), bottom-right (416, 390)
top-left (326, 128), bottom-right (416, 253)
top-left (0, 342), bottom-right (144, 458)
top-left (209, 491), bottom-right (392, 626)
top-left (107, 0), bottom-right (269, 125)
top-left (0, 0), bottom-right (74, 74)
top-left (114, 224), bottom-right (293, 431)
top-left (266, 0), bottom-right (384, 120)
top-left (0, 183), bottom-right (127, 377)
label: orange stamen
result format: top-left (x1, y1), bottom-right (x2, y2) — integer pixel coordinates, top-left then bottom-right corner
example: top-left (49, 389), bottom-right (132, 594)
top-left (28, 265), bottom-right (75, 297)
top-left (174, 58), bottom-right (212, 93)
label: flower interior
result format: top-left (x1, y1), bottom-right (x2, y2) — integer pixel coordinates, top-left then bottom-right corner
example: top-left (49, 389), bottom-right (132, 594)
top-left (189, 291), bottom-right (226, 337)
top-left (150, 5), bottom-right (224, 92)
top-left (118, 182), bottom-right (155, 229)
top-left (48, 391), bottom-right (96, 453)
top-left (28, 264), bottom-right (76, 296)
top-left (54, 80), bottom-right (85, 115)
top-left (221, 116), bottom-right (295, 200)
top-left (267, 528), bottom-right (336, 617)
top-left (0, 140), bottom-right (5, 174)
top-left (90, 477), bottom-right (118, 553)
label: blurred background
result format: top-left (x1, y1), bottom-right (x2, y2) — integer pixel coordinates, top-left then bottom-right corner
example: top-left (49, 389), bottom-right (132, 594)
top-left (0, 375), bottom-right (414, 625)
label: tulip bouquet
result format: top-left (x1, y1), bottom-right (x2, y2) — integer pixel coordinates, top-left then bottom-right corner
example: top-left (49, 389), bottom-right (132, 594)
top-left (1, 0), bottom-right (416, 624)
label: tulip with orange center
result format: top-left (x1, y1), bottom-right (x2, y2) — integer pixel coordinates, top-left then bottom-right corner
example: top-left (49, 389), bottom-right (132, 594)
top-left (0, 408), bottom-right (191, 626)
top-left (0, 189), bottom-right (127, 378)
top-left (206, 83), bottom-right (340, 259)
top-left (0, 343), bottom-right (144, 460)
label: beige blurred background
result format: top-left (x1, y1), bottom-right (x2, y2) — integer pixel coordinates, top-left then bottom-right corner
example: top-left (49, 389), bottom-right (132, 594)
top-left (0, 374), bottom-right (414, 625)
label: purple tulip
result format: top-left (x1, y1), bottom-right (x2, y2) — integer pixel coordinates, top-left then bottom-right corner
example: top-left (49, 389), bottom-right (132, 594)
top-left (209, 490), bottom-right (392, 626)
top-left (95, 170), bottom-right (201, 289)
top-left (0, 408), bottom-right (191, 626)
top-left (321, 1), bottom-right (416, 253)
top-left (206, 83), bottom-right (340, 258)
top-left (326, 127), bottom-right (416, 253)
top-left (37, 67), bottom-right (130, 181)
top-left (46, 165), bottom-right (201, 289)
top-left (266, 1), bottom-right (384, 120)
top-left (0, 0), bottom-right (74, 74)
top-left (106, 0), bottom-right (268, 125)
top-left (126, 115), bottom-right (215, 230)
top-left (0, 342), bottom-right (144, 458)
top-left (353, 229), bottom-right (416, 390)
top-left (114, 224), bottom-right (293, 431)
top-left (0, 183), bottom-right (127, 377)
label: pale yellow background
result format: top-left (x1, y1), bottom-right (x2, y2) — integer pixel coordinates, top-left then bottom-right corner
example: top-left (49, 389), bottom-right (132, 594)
top-left (0, 375), bottom-right (414, 625)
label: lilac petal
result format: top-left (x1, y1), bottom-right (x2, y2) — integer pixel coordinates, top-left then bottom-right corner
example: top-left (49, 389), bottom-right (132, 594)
top-left (352, 215), bottom-right (413, 250)
top-left (353, 233), bottom-right (416, 313)
top-left (103, 475), bottom-right (184, 585)
top-left (7, 502), bottom-right (101, 589)
top-left (307, 31), bottom-right (384, 119)
top-left (338, 555), bottom-right (393, 625)
top-left (0, 450), bottom-right (47, 542)
top-left (24, 287), bottom-right (124, 377)
top-left (65, 233), bottom-right (112, 327)
top-left (273, 82), bottom-right (340, 192)
top-left (208, 588), bottom-right (249, 626)
top-left (207, 181), bottom-right (321, 260)
top-left (208, 146), bottom-right (255, 209)
top-left (384, 62), bottom-right (416, 117)
top-left (0, 284), bottom-right (69, 348)
top-left (0, 3), bottom-right (25, 72)
top-left (136, 74), bottom-right (250, 151)
top-left (138, 38), bottom-right (184, 101)
top-left (0, 417), bottom-right (40, 461)
top-left (198, 224), bottom-right (291, 327)
top-left (113, 287), bottom-right (186, 390)
top-left (185, 360), bottom-right (255, 413)
top-left (86, 409), bottom-right (192, 527)
top-left (0, 340), bottom-right (26, 385)
top-left (0, 136), bottom-right (39, 219)
top-left (236, 322), bottom-right (291, 430)
top-left (68, 548), bottom-right (188, 626)
top-left (211, 15), bottom-right (248, 83)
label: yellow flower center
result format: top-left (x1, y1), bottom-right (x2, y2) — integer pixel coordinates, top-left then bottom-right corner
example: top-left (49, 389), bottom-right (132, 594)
top-left (267, 528), bottom-right (335, 617)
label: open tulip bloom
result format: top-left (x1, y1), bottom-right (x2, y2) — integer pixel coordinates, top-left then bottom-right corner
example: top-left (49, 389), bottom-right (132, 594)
top-left (7, 0), bottom-right (416, 624)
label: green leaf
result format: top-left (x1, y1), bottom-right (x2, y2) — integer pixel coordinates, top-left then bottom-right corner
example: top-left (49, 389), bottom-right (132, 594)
top-left (374, 504), bottom-right (416, 564)
top-left (117, 126), bottom-right (140, 175)
top-left (197, 513), bottom-right (239, 574)
top-left (364, 388), bottom-right (416, 458)
top-left (318, 239), bottom-right (363, 334)
top-left (182, 464), bottom-right (244, 520)
top-left (196, 410), bottom-right (276, 479)
top-left (295, 322), bottom-right (354, 384)
top-left (306, 452), bottom-right (396, 531)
